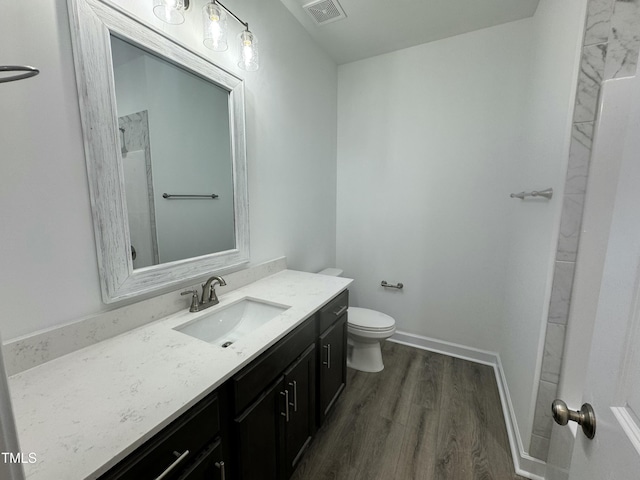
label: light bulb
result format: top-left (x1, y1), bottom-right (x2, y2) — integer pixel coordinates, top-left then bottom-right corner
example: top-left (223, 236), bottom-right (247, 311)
top-left (153, 0), bottom-right (187, 25)
top-left (203, 2), bottom-right (228, 51)
top-left (238, 30), bottom-right (259, 71)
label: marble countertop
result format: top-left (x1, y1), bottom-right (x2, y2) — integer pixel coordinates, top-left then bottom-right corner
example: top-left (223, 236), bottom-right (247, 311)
top-left (8, 270), bottom-right (352, 480)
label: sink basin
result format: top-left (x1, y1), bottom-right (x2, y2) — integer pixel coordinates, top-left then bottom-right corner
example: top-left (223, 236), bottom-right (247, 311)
top-left (174, 298), bottom-right (290, 347)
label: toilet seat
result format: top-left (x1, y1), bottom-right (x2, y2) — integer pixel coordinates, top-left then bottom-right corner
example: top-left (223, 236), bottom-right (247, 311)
top-left (348, 325), bottom-right (396, 341)
top-left (349, 324), bottom-right (396, 334)
top-left (347, 307), bottom-right (396, 339)
top-left (348, 307), bottom-right (395, 330)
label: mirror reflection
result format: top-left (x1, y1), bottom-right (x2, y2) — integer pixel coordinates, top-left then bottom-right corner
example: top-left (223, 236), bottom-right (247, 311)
top-left (111, 36), bottom-right (235, 269)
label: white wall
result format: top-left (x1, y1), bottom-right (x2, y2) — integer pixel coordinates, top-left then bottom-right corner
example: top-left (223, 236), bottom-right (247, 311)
top-left (336, 20), bottom-right (533, 353)
top-left (336, 0), bottom-right (584, 454)
top-left (0, 0), bottom-right (337, 340)
top-left (499, 0), bottom-right (584, 451)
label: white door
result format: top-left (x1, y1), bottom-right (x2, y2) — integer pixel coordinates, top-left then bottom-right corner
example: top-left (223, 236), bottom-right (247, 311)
top-left (566, 71), bottom-right (640, 479)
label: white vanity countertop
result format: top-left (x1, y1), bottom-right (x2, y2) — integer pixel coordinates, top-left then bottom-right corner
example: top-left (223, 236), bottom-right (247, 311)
top-left (8, 270), bottom-right (352, 480)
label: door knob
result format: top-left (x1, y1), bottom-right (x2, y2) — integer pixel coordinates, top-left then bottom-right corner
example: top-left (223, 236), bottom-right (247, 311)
top-left (552, 399), bottom-right (596, 439)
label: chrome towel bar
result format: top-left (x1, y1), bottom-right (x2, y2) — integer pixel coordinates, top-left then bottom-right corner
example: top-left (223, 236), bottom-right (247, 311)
top-left (162, 193), bottom-right (219, 199)
top-left (510, 188), bottom-right (553, 200)
top-left (381, 281), bottom-right (403, 289)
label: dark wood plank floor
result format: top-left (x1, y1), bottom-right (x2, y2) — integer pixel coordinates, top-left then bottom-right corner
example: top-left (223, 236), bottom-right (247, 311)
top-left (291, 342), bottom-right (527, 480)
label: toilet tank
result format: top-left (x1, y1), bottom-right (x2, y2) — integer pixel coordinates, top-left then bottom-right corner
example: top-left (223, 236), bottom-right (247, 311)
top-left (317, 268), bottom-right (343, 277)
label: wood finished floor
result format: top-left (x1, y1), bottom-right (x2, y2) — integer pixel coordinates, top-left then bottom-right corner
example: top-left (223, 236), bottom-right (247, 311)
top-left (291, 342), bottom-right (527, 480)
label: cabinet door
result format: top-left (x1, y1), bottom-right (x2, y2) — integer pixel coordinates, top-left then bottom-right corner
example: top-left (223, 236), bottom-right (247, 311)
top-left (234, 376), bottom-right (286, 480)
top-left (283, 344), bottom-right (316, 478)
top-left (318, 314), bottom-right (347, 424)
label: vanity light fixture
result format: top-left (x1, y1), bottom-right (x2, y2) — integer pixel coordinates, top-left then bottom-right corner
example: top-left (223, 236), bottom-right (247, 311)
top-left (153, 0), bottom-right (190, 25)
top-left (202, 1), bottom-right (259, 71)
top-left (238, 29), bottom-right (258, 71)
top-left (202, 2), bottom-right (228, 51)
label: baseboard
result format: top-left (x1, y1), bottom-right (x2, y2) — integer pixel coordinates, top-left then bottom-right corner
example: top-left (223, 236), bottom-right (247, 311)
top-left (389, 331), bottom-right (547, 480)
top-left (493, 353), bottom-right (548, 480)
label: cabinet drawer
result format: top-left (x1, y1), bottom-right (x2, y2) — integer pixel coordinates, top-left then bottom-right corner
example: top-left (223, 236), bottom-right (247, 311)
top-left (100, 394), bottom-right (220, 480)
top-left (318, 290), bottom-right (349, 333)
top-left (176, 438), bottom-right (225, 480)
top-left (232, 317), bottom-right (315, 415)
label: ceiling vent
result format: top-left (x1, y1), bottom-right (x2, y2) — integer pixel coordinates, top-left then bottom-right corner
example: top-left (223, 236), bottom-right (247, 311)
top-left (303, 0), bottom-right (347, 26)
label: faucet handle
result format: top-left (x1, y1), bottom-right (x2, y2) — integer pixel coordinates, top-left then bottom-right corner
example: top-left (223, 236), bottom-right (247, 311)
top-left (181, 290), bottom-right (200, 312)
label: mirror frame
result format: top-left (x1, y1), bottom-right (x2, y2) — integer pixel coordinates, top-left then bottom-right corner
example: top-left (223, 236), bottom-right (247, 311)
top-left (67, 0), bottom-right (249, 303)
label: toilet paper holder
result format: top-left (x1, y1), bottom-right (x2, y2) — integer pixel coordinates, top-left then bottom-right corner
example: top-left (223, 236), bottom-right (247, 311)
top-left (381, 280), bottom-right (403, 289)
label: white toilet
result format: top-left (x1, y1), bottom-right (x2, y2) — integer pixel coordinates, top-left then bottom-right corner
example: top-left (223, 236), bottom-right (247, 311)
top-left (318, 268), bottom-right (396, 373)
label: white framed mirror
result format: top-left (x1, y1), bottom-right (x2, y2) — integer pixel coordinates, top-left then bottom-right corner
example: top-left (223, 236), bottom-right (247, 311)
top-left (67, 0), bottom-right (249, 303)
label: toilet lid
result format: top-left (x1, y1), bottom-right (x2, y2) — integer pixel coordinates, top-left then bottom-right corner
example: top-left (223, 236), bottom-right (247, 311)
top-left (348, 307), bottom-right (396, 330)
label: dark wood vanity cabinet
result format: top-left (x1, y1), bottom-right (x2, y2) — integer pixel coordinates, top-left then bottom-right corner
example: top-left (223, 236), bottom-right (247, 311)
top-left (317, 290), bottom-right (349, 426)
top-left (100, 290), bottom-right (348, 480)
top-left (232, 345), bottom-right (316, 480)
top-left (98, 391), bottom-right (227, 480)
top-left (231, 319), bottom-right (317, 480)
top-left (230, 289), bottom-right (348, 479)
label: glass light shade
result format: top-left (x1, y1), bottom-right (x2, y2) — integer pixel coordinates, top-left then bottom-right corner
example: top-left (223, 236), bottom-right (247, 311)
top-left (153, 0), bottom-right (187, 25)
top-left (238, 30), bottom-right (259, 71)
top-left (202, 3), bottom-right (228, 51)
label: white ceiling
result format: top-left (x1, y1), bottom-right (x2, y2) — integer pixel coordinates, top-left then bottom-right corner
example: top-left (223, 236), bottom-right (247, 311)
top-left (279, 0), bottom-right (541, 64)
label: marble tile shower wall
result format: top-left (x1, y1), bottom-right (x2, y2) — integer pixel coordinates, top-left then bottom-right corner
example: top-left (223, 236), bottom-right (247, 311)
top-left (529, 0), bottom-right (640, 462)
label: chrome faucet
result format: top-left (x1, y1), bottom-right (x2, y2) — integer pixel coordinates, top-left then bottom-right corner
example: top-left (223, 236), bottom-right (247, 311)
top-left (181, 275), bottom-right (227, 312)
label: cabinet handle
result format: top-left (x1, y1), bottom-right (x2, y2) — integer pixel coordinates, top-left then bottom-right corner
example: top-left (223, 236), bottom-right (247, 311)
top-left (154, 450), bottom-right (189, 480)
top-left (280, 390), bottom-right (290, 422)
top-left (333, 306), bottom-right (348, 317)
top-left (289, 380), bottom-right (298, 412)
top-left (215, 461), bottom-right (226, 480)
top-left (323, 344), bottom-right (331, 369)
